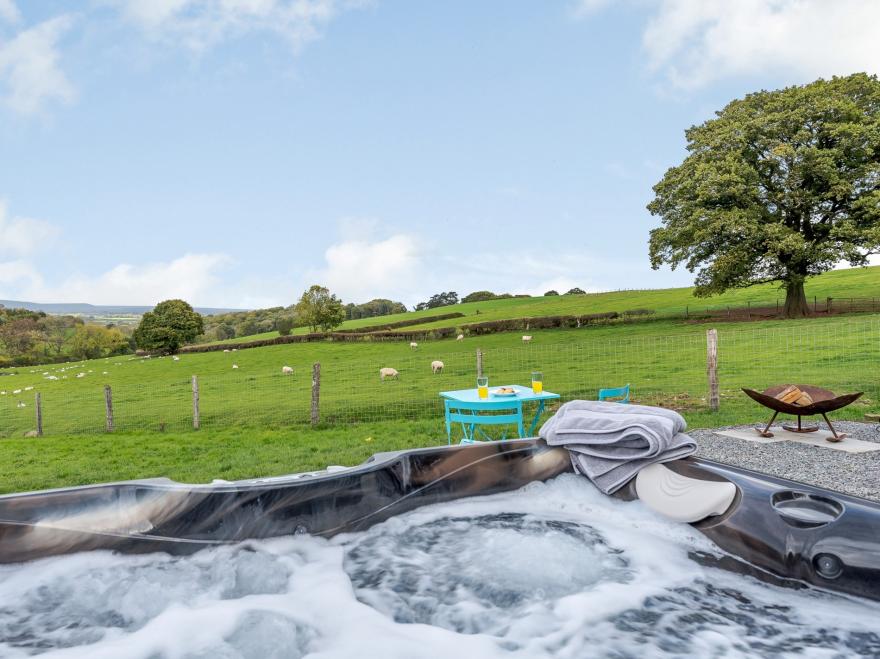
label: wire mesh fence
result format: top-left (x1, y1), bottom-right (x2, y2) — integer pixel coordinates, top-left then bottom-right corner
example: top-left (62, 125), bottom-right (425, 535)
top-left (2, 318), bottom-right (880, 438)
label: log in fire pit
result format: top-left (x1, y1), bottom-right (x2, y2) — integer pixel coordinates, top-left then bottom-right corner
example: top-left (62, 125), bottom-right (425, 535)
top-left (742, 384), bottom-right (862, 442)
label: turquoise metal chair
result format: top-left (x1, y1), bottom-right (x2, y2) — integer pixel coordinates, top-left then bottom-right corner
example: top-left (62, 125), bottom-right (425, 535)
top-left (444, 398), bottom-right (525, 444)
top-left (598, 384), bottom-right (630, 403)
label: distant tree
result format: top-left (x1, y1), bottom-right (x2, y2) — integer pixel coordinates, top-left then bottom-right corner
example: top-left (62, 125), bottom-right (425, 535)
top-left (239, 319), bottom-right (260, 337)
top-left (415, 291), bottom-right (459, 310)
top-left (0, 317), bottom-right (41, 361)
top-left (69, 325), bottom-right (128, 360)
top-left (648, 73), bottom-right (880, 318)
top-left (564, 287), bottom-right (586, 295)
top-left (133, 299), bottom-right (204, 353)
top-left (295, 285), bottom-right (345, 333)
top-left (543, 290), bottom-right (559, 296)
top-left (38, 315), bottom-right (76, 357)
top-left (462, 291), bottom-right (498, 303)
top-left (276, 317), bottom-right (295, 336)
top-left (215, 323), bottom-right (235, 341)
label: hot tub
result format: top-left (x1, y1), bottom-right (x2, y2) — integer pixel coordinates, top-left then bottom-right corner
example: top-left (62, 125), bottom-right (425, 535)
top-left (1, 440), bottom-right (879, 657)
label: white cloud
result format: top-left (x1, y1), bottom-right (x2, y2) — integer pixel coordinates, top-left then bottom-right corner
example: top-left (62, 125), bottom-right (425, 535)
top-left (116, 0), bottom-right (368, 53)
top-left (641, 0), bottom-right (880, 89)
top-left (0, 200), bottom-right (59, 256)
top-left (37, 253), bottom-right (231, 305)
top-left (570, 0), bottom-right (614, 19)
top-left (0, 15), bottom-right (75, 115)
top-left (307, 222), bottom-right (621, 306)
top-left (574, 0), bottom-right (880, 89)
top-left (0, 0), bottom-right (20, 25)
top-left (311, 233), bottom-right (422, 303)
top-left (0, 253), bottom-right (232, 306)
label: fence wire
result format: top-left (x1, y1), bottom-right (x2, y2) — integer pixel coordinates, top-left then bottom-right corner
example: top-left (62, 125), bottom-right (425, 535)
top-left (2, 318), bottom-right (879, 438)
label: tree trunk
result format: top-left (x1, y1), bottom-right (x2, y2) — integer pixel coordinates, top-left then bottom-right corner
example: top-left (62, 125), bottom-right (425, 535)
top-left (783, 279), bottom-right (809, 318)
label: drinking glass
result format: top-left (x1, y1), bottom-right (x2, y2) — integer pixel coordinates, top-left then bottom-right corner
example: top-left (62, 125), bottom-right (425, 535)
top-left (477, 376), bottom-right (489, 399)
top-left (531, 371), bottom-right (543, 394)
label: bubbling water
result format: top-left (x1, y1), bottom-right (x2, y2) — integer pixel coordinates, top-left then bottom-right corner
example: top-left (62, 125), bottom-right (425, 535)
top-left (1, 474), bottom-right (878, 658)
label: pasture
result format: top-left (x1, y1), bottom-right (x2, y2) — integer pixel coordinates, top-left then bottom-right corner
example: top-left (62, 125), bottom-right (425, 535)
top-left (207, 265), bottom-right (880, 343)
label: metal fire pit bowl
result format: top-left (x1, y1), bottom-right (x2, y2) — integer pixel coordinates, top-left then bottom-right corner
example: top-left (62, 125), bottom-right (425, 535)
top-left (742, 385), bottom-right (863, 442)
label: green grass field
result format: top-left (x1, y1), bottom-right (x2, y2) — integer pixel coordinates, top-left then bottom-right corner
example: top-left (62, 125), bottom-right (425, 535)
top-left (4, 266), bottom-right (880, 494)
top-left (210, 265), bottom-right (880, 343)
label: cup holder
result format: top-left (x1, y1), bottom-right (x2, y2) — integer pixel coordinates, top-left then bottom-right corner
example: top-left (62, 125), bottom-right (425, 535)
top-left (771, 490), bottom-right (844, 528)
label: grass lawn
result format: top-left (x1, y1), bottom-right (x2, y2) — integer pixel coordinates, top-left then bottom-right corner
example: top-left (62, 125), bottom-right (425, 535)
top-left (206, 265), bottom-right (880, 343)
top-left (3, 312), bottom-right (879, 440)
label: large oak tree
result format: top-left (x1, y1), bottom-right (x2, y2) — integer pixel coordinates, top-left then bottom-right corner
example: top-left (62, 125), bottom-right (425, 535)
top-left (648, 73), bottom-right (880, 317)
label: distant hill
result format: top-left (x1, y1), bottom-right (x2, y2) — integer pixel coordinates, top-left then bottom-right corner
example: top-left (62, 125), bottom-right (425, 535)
top-left (0, 300), bottom-right (245, 316)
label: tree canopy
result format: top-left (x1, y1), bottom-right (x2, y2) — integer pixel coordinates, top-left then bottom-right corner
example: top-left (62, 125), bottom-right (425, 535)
top-left (648, 73), bottom-right (880, 318)
top-left (414, 291), bottom-right (459, 311)
top-left (295, 285), bottom-right (345, 333)
top-left (133, 299), bottom-right (204, 353)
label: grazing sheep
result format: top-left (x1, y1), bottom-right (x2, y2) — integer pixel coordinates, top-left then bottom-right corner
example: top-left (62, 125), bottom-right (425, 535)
top-left (456, 334), bottom-right (464, 341)
top-left (522, 335), bottom-right (532, 343)
top-left (431, 360), bottom-right (444, 374)
top-left (232, 364), bottom-right (239, 369)
top-left (410, 342), bottom-right (418, 349)
top-left (172, 356), bottom-right (180, 361)
top-left (17, 401), bottom-right (25, 408)
top-left (223, 349), bottom-right (230, 353)
top-left (232, 348), bottom-right (238, 352)
top-left (379, 367), bottom-right (399, 381)
top-left (282, 366), bottom-right (294, 375)
top-left (24, 386), bottom-right (33, 391)
top-left (12, 389), bottom-right (21, 394)
top-left (76, 373), bottom-right (86, 378)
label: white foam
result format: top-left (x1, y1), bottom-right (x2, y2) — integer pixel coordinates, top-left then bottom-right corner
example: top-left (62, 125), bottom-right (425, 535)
top-left (0, 474), bottom-right (878, 658)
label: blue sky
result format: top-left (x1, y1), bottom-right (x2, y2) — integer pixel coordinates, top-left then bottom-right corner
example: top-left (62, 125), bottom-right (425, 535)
top-left (1, 0), bottom-right (878, 309)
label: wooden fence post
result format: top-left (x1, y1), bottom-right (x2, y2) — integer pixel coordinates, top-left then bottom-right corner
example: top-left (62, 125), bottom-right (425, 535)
top-left (35, 392), bottom-right (43, 437)
top-left (476, 349), bottom-right (483, 379)
top-left (706, 329), bottom-right (719, 412)
top-left (826, 297), bottom-right (833, 313)
top-left (311, 362), bottom-right (321, 426)
top-left (104, 385), bottom-right (114, 432)
top-left (192, 375), bottom-right (200, 430)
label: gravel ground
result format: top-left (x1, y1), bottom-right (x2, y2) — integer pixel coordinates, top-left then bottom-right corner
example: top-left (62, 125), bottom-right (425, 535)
top-left (692, 421), bottom-right (880, 503)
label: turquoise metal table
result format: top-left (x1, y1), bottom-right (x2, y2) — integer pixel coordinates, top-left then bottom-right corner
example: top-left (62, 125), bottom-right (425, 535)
top-left (440, 384), bottom-right (561, 444)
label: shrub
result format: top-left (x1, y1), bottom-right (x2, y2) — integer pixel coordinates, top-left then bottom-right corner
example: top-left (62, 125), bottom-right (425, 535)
top-left (276, 317), bottom-right (295, 336)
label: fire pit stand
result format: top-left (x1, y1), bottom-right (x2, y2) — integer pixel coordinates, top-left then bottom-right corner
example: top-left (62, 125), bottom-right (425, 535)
top-left (742, 385), bottom-right (863, 443)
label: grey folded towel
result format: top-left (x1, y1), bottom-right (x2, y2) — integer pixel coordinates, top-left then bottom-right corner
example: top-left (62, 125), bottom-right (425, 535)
top-left (539, 400), bottom-right (697, 494)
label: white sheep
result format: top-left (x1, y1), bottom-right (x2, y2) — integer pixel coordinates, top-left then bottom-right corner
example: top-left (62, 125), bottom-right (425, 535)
top-left (12, 389), bottom-right (21, 394)
top-left (223, 349), bottom-right (230, 353)
top-left (17, 401), bottom-right (26, 408)
top-left (456, 334), bottom-right (464, 341)
top-left (522, 335), bottom-right (532, 343)
top-left (24, 386), bottom-right (33, 391)
top-left (379, 367), bottom-right (399, 381)
top-left (431, 360), bottom-right (444, 374)
top-left (76, 372), bottom-right (86, 378)
top-left (172, 356), bottom-right (180, 361)
top-left (410, 342), bottom-right (418, 349)
top-left (232, 348), bottom-right (238, 352)
top-left (282, 366), bottom-right (294, 375)
top-left (232, 364), bottom-right (239, 369)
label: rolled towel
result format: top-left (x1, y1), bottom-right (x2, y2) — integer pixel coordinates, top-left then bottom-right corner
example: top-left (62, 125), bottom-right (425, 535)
top-left (539, 400), bottom-right (697, 494)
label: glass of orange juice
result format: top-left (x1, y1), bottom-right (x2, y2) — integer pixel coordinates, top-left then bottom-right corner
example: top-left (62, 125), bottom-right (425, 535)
top-left (477, 376), bottom-right (489, 399)
top-left (531, 371), bottom-right (543, 394)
